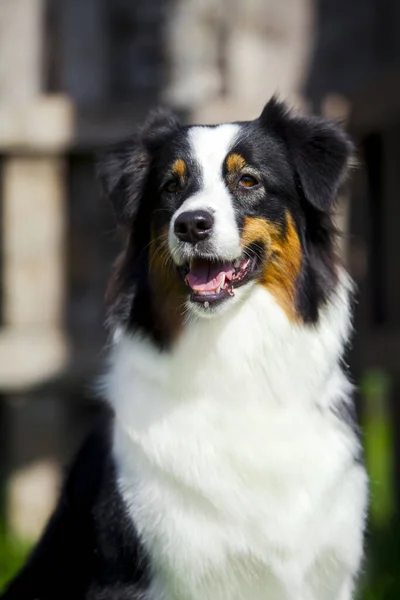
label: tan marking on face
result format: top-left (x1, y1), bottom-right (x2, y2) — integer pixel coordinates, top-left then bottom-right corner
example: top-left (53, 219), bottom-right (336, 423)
top-left (171, 159), bottom-right (187, 179)
top-left (241, 212), bottom-right (302, 321)
top-left (226, 153), bottom-right (246, 173)
top-left (149, 223), bottom-right (187, 341)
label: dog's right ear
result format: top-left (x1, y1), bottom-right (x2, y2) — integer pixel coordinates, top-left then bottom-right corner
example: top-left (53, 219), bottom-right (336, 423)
top-left (96, 136), bottom-right (142, 225)
top-left (96, 108), bottom-right (180, 225)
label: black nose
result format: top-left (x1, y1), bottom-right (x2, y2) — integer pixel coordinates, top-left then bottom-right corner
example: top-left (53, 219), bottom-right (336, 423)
top-left (174, 210), bottom-right (214, 244)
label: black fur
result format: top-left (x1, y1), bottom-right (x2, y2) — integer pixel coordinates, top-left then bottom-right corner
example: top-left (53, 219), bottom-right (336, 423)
top-left (1, 414), bottom-right (150, 600)
top-left (259, 98), bottom-right (353, 322)
top-left (1, 99), bottom-right (354, 598)
top-left (97, 108), bottom-right (180, 225)
top-left (259, 98), bottom-right (353, 212)
top-left (99, 97), bottom-right (353, 346)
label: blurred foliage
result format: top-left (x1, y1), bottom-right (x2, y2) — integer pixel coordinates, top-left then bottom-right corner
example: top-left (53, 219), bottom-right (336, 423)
top-left (0, 518), bottom-right (32, 592)
top-left (362, 369), bottom-right (395, 524)
top-left (358, 369), bottom-right (399, 600)
top-left (359, 520), bottom-right (400, 600)
top-left (0, 369), bottom-right (399, 596)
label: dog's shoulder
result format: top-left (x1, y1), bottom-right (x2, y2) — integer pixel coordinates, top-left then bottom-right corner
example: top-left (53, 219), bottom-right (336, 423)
top-left (1, 411), bottom-right (150, 600)
top-left (64, 412), bottom-right (112, 505)
top-left (52, 411), bottom-right (151, 597)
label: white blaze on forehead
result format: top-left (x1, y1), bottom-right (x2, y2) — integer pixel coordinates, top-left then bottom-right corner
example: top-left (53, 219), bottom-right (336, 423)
top-left (188, 124), bottom-right (240, 188)
top-left (169, 124), bottom-right (242, 262)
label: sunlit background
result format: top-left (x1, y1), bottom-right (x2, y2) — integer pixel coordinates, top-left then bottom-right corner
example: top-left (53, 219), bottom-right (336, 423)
top-left (0, 0), bottom-right (399, 597)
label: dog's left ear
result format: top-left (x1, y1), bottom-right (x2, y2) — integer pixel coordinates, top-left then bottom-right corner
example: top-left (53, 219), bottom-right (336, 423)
top-left (260, 97), bottom-right (353, 212)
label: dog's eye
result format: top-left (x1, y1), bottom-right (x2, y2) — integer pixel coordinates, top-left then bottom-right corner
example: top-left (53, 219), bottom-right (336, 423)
top-left (239, 175), bottom-right (259, 188)
top-left (164, 179), bottom-right (181, 193)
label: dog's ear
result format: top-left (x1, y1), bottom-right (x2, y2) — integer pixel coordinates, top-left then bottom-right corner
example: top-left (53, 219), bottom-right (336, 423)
top-left (260, 97), bottom-right (353, 212)
top-left (96, 137), bottom-right (141, 225)
top-left (97, 108), bottom-right (180, 225)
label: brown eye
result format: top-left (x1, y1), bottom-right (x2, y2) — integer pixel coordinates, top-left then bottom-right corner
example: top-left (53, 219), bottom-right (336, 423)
top-left (239, 174), bottom-right (259, 188)
top-left (164, 179), bottom-right (181, 193)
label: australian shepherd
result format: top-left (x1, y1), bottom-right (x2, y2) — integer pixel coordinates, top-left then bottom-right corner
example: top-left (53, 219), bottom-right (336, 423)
top-left (2, 98), bottom-right (368, 600)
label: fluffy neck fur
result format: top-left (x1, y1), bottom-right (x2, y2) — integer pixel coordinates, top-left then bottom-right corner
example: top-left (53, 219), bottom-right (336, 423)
top-left (104, 277), bottom-right (365, 600)
top-left (107, 275), bottom-right (353, 426)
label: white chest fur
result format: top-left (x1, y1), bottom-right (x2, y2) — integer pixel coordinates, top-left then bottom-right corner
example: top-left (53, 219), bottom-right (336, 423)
top-left (105, 285), bottom-right (367, 600)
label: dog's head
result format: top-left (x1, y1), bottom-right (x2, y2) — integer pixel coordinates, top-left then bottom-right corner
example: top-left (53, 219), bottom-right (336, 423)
top-left (98, 98), bottom-right (352, 346)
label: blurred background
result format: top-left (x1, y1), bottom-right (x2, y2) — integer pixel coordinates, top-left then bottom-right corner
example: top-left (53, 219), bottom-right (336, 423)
top-left (0, 0), bottom-right (399, 597)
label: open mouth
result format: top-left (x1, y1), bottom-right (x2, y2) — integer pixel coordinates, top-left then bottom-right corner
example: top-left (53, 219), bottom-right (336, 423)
top-left (181, 246), bottom-right (262, 307)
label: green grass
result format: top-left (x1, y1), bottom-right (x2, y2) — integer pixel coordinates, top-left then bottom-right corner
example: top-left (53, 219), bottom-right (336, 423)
top-left (358, 369), bottom-right (399, 600)
top-left (0, 520), bottom-right (32, 592)
top-left (362, 369), bottom-right (395, 526)
top-left (359, 520), bottom-right (400, 600)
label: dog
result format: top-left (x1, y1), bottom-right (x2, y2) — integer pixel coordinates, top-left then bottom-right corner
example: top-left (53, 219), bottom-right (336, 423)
top-left (2, 98), bottom-right (368, 600)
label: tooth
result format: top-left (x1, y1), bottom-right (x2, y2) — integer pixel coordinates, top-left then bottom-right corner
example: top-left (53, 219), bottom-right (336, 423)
top-left (233, 259), bottom-right (240, 268)
top-left (204, 301), bottom-right (209, 308)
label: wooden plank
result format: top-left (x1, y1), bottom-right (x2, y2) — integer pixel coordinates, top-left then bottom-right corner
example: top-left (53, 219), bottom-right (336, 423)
top-left (0, 1), bottom-right (68, 384)
top-left (0, 0), bottom-right (45, 100)
top-left (0, 328), bottom-right (67, 391)
top-left (0, 96), bottom-right (73, 152)
top-left (0, 99), bottom-right (185, 151)
top-left (2, 155), bottom-right (66, 328)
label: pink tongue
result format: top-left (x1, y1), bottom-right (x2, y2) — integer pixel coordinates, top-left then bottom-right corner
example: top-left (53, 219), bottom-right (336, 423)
top-left (186, 261), bottom-right (234, 293)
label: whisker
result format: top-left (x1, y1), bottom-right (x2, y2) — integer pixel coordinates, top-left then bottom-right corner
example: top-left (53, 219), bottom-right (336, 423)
top-left (138, 231), bottom-right (170, 260)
